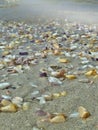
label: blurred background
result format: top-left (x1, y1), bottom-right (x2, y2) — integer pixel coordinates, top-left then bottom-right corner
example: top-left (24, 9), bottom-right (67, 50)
top-left (0, 0), bottom-right (98, 23)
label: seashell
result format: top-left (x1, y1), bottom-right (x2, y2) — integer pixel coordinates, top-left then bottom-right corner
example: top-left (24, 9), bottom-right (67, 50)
top-left (85, 69), bottom-right (97, 76)
top-left (48, 77), bottom-right (62, 85)
top-left (69, 112), bottom-right (79, 118)
top-left (53, 49), bottom-right (61, 55)
top-left (51, 69), bottom-right (66, 78)
top-left (51, 71), bottom-right (60, 77)
top-left (0, 103), bottom-right (18, 112)
top-left (39, 72), bottom-right (47, 77)
top-left (2, 51), bottom-right (10, 56)
top-left (19, 52), bottom-right (28, 56)
top-left (0, 82), bottom-right (11, 90)
top-left (59, 58), bottom-right (69, 63)
top-left (0, 64), bottom-right (4, 70)
top-left (52, 93), bottom-right (61, 98)
top-left (53, 43), bottom-right (60, 49)
top-left (22, 102), bottom-right (30, 111)
top-left (78, 106), bottom-right (90, 119)
top-left (2, 95), bottom-right (12, 100)
top-left (44, 95), bottom-right (53, 101)
top-left (12, 97), bottom-right (23, 107)
top-left (32, 126), bottom-right (41, 130)
top-left (49, 114), bottom-right (67, 123)
top-left (35, 109), bottom-right (47, 116)
top-left (37, 97), bottom-right (46, 105)
top-left (1, 99), bottom-right (11, 106)
top-left (66, 75), bottom-right (77, 80)
top-left (60, 91), bottom-right (67, 96)
top-left (14, 65), bottom-right (23, 73)
top-left (31, 91), bottom-right (39, 99)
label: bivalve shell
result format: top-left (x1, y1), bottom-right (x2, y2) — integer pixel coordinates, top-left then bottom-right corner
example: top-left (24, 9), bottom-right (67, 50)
top-left (78, 106), bottom-right (90, 119)
top-left (85, 69), bottom-right (97, 76)
top-left (0, 103), bottom-right (18, 112)
top-left (49, 114), bottom-right (67, 123)
top-left (1, 99), bottom-right (11, 106)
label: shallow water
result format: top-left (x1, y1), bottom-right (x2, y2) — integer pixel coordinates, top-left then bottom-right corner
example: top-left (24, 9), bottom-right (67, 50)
top-left (0, 0), bottom-right (98, 24)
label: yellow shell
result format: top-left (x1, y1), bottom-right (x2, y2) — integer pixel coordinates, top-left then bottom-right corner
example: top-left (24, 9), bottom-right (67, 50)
top-left (78, 106), bottom-right (90, 119)
top-left (1, 99), bottom-right (11, 106)
top-left (85, 69), bottom-right (97, 76)
top-left (53, 50), bottom-right (61, 55)
top-left (66, 75), bottom-right (77, 79)
top-left (49, 114), bottom-right (66, 123)
top-left (60, 91), bottom-right (67, 96)
top-left (0, 103), bottom-right (18, 112)
top-left (53, 43), bottom-right (60, 49)
top-left (2, 51), bottom-right (10, 56)
top-left (44, 95), bottom-right (53, 101)
top-left (59, 58), bottom-right (69, 63)
top-left (52, 93), bottom-right (61, 98)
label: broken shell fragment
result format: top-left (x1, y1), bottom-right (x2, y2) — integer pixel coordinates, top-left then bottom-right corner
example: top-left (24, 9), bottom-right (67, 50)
top-left (78, 106), bottom-right (90, 119)
top-left (0, 103), bottom-right (18, 112)
top-left (49, 114), bottom-right (67, 123)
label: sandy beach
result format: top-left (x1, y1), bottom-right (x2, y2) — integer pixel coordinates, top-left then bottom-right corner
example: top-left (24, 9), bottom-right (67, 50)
top-left (0, 1), bottom-right (98, 130)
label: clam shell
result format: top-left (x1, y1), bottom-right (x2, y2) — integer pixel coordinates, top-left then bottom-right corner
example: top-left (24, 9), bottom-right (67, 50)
top-left (85, 69), bottom-right (97, 76)
top-left (49, 114), bottom-right (66, 123)
top-left (78, 106), bottom-right (90, 119)
top-left (0, 103), bottom-right (18, 112)
top-left (1, 99), bottom-right (11, 106)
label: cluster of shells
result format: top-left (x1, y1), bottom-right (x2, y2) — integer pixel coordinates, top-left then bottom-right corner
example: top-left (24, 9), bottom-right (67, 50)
top-left (0, 19), bottom-right (98, 128)
top-left (0, 96), bottom-right (30, 112)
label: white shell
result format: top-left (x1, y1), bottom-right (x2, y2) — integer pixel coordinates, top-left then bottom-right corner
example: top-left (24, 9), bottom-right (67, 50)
top-left (0, 82), bottom-right (11, 89)
top-left (12, 97), bottom-right (23, 107)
